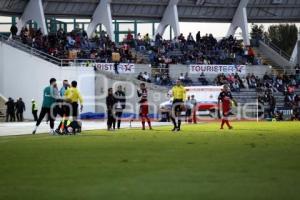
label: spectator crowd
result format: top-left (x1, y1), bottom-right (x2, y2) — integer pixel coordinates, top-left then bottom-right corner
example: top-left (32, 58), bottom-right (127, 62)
top-left (10, 25), bottom-right (258, 67)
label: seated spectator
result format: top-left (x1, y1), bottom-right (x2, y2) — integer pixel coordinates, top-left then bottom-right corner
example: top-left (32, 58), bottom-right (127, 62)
top-left (126, 30), bottom-right (133, 41)
top-left (142, 72), bottom-right (151, 83)
top-left (241, 77), bottom-right (249, 89)
top-left (137, 72), bottom-right (144, 81)
top-left (161, 73), bottom-right (172, 86)
top-left (179, 73), bottom-right (185, 81)
top-left (198, 72), bottom-right (208, 85)
top-left (248, 74), bottom-right (257, 89)
top-left (183, 72), bottom-right (193, 85)
top-left (232, 81), bottom-right (240, 92)
top-left (295, 64), bottom-right (300, 75)
top-left (285, 92), bottom-right (297, 108)
top-left (154, 74), bottom-right (161, 85)
top-left (67, 34), bottom-right (75, 47)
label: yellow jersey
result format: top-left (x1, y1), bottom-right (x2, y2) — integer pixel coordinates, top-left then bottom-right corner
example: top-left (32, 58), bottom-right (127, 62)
top-left (172, 85), bottom-right (186, 100)
top-left (65, 87), bottom-right (83, 104)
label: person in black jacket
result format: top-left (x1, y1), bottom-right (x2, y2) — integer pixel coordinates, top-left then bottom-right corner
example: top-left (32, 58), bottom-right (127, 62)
top-left (114, 85), bottom-right (126, 129)
top-left (106, 88), bottom-right (117, 131)
top-left (10, 25), bottom-right (18, 39)
top-left (16, 98), bottom-right (26, 122)
top-left (5, 97), bottom-right (16, 122)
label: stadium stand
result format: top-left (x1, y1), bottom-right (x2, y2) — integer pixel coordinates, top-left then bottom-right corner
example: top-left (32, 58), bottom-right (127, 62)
top-left (5, 27), bottom-right (256, 67)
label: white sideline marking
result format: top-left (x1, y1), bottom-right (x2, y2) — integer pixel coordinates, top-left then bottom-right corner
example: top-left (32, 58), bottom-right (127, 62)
top-left (0, 121), bottom-right (171, 137)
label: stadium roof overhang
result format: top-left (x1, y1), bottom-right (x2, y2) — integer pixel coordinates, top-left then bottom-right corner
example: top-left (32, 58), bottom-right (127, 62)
top-left (1, 0), bottom-right (300, 23)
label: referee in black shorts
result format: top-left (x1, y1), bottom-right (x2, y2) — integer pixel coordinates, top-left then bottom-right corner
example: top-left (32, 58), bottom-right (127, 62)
top-left (171, 80), bottom-right (186, 132)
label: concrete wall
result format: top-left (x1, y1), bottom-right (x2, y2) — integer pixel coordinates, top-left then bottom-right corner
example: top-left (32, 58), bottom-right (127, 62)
top-left (0, 42), bottom-right (96, 119)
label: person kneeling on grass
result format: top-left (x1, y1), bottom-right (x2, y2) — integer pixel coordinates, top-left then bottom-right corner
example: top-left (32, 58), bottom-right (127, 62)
top-left (55, 117), bottom-right (82, 135)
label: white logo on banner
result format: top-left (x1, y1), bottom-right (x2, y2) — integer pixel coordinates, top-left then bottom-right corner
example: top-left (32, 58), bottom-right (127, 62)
top-left (190, 65), bottom-right (246, 74)
top-left (95, 63), bottom-right (135, 74)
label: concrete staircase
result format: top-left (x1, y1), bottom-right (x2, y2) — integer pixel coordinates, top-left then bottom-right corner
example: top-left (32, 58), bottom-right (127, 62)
top-left (232, 88), bottom-right (300, 119)
top-left (232, 88), bottom-right (288, 107)
top-left (0, 94), bottom-right (7, 122)
top-left (252, 39), bottom-right (294, 73)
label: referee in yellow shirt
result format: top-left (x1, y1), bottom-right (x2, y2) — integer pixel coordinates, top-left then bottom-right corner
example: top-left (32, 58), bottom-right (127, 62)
top-left (65, 81), bottom-right (83, 120)
top-left (171, 80), bottom-right (186, 132)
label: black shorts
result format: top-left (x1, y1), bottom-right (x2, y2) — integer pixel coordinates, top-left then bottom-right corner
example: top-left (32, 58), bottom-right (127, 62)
top-left (173, 99), bottom-right (183, 113)
top-left (186, 109), bottom-right (192, 116)
top-left (62, 103), bottom-right (71, 117)
top-left (71, 102), bottom-right (78, 117)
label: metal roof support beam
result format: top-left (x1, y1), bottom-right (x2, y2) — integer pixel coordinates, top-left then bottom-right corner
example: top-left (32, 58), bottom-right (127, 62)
top-left (155, 0), bottom-right (180, 38)
top-left (16, 0), bottom-right (48, 35)
top-left (87, 0), bottom-right (114, 40)
top-left (290, 31), bottom-right (300, 65)
top-left (227, 0), bottom-right (250, 46)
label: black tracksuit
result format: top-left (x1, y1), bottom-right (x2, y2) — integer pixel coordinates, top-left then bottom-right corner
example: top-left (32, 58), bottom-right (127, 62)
top-left (16, 100), bottom-right (26, 122)
top-left (114, 90), bottom-right (126, 129)
top-left (106, 94), bottom-right (117, 130)
top-left (5, 99), bottom-right (16, 122)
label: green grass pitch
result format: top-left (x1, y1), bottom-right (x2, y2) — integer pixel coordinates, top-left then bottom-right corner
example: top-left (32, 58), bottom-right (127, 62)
top-left (0, 121), bottom-right (300, 200)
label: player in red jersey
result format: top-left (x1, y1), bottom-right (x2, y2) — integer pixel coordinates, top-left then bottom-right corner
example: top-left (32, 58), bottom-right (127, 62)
top-left (218, 85), bottom-right (236, 130)
top-left (137, 83), bottom-right (152, 130)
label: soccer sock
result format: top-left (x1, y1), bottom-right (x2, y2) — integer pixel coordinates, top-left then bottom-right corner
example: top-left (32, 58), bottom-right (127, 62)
top-left (221, 120), bottom-right (225, 128)
top-left (118, 120), bottom-right (121, 129)
top-left (225, 120), bottom-right (231, 128)
top-left (176, 117), bottom-right (179, 128)
top-left (147, 119), bottom-right (152, 129)
top-left (142, 120), bottom-right (145, 129)
top-left (171, 117), bottom-right (177, 128)
top-left (178, 120), bottom-right (181, 129)
top-left (33, 126), bottom-right (38, 131)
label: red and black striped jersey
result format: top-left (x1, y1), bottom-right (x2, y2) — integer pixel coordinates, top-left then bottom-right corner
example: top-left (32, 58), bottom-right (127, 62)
top-left (137, 89), bottom-right (148, 103)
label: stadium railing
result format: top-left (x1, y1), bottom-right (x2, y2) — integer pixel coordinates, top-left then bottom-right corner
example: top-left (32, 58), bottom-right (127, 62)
top-left (0, 34), bottom-right (61, 66)
top-left (261, 37), bottom-right (291, 62)
top-left (0, 34), bottom-right (137, 67)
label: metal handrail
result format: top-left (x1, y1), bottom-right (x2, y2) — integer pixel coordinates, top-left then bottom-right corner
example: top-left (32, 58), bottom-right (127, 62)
top-left (0, 35), bottom-right (137, 67)
top-left (261, 37), bottom-right (291, 61)
top-left (0, 34), bottom-right (61, 66)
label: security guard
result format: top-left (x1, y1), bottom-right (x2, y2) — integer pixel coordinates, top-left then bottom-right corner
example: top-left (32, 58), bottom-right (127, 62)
top-left (171, 80), bottom-right (186, 132)
top-left (31, 99), bottom-right (38, 121)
